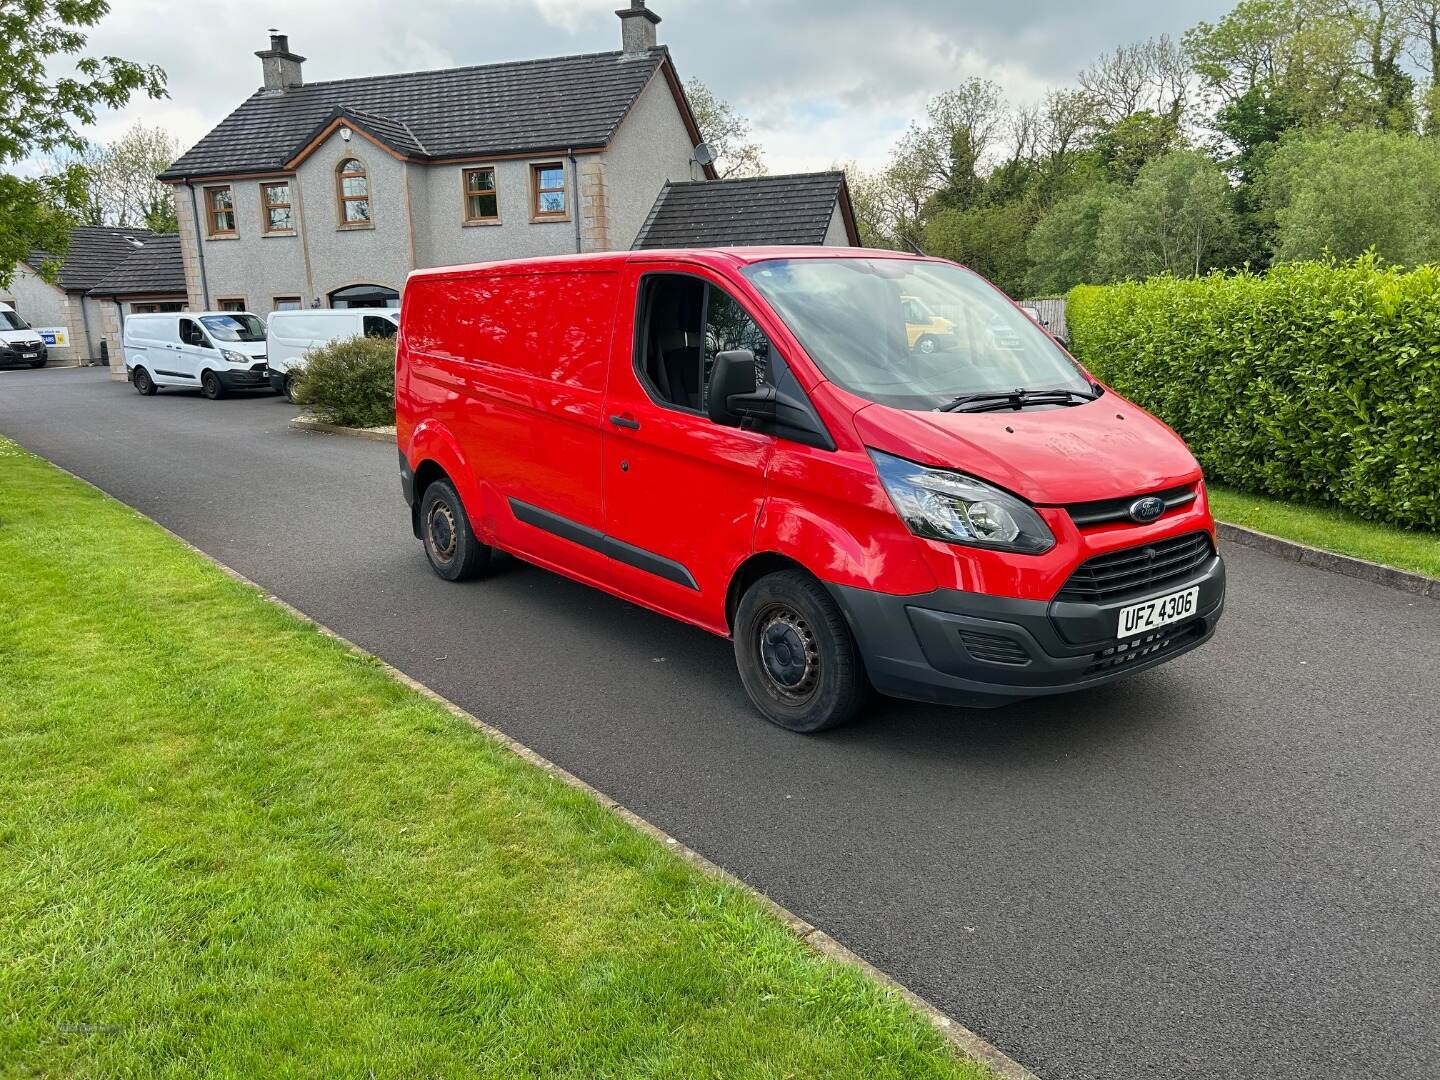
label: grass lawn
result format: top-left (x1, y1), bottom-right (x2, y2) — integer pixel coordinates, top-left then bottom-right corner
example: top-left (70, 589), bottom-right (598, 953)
top-left (1207, 483), bottom-right (1440, 580)
top-left (0, 437), bottom-right (992, 1080)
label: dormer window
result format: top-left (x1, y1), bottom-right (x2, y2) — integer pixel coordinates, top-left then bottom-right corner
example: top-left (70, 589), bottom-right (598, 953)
top-left (336, 158), bottom-right (371, 226)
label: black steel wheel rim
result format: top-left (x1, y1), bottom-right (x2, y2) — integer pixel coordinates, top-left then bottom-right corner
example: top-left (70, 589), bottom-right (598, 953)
top-left (428, 503), bottom-right (457, 561)
top-left (755, 603), bottom-right (820, 704)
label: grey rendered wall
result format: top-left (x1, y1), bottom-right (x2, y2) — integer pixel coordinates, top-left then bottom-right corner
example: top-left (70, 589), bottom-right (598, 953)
top-left (416, 156), bottom-right (582, 269)
top-left (1, 264), bottom-right (89, 360)
top-left (601, 68), bottom-right (699, 250)
top-left (183, 177), bottom-right (310, 312)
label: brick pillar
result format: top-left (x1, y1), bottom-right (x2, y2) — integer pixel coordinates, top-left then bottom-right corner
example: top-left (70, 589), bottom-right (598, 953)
top-left (102, 302), bottom-right (126, 380)
top-left (578, 160), bottom-right (611, 252)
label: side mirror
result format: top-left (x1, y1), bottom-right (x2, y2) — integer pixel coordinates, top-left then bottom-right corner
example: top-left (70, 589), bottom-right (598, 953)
top-left (707, 349), bottom-right (760, 426)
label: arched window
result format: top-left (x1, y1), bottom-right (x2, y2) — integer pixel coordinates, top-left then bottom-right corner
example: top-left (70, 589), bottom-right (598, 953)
top-left (336, 158), bottom-right (370, 225)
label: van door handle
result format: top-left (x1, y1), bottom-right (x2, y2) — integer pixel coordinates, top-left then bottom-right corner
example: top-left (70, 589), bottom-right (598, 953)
top-left (608, 413), bottom-right (640, 430)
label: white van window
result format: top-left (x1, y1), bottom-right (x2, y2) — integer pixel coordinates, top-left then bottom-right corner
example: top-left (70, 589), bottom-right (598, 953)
top-left (200, 313), bottom-right (265, 342)
top-left (0, 309), bottom-right (31, 331)
top-left (363, 315), bottom-right (398, 339)
top-left (179, 318), bottom-right (212, 348)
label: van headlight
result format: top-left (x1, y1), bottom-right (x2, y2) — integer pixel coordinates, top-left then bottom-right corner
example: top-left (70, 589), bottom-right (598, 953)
top-left (221, 349), bottom-right (249, 364)
top-left (869, 449), bottom-right (1055, 554)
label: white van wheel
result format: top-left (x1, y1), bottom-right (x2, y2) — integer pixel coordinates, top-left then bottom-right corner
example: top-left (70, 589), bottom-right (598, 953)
top-left (284, 374), bottom-right (297, 403)
top-left (200, 370), bottom-right (226, 400)
top-left (133, 368), bottom-right (158, 396)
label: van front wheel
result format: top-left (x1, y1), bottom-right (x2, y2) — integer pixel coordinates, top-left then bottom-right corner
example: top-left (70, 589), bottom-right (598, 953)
top-left (734, 570), bottom-right (866, 733)
top-left (132, 367), bottom-right (158, 396)
top-left (200, 370), bottom-right (226, 399)
top-left (420, 478), bottom-right (491, 581)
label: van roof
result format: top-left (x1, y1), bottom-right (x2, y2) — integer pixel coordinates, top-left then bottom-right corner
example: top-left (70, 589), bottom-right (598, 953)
top-left (406, 246), bottom-right (930, 283)
top-left (126, 310), bottom-right (258, 319)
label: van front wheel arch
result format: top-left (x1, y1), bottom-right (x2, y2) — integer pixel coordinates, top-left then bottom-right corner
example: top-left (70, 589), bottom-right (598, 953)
top-left (733, 569), bottom-right (867, 733)
top-left (132, 367), bottom-right (158, 396)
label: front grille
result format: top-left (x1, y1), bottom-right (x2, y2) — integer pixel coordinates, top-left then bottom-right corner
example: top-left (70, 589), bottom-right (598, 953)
top-left (1057, 532), bottom-right (1213, 603)
top-left (958, 630), bottom-right (1031, 666)
top-left (1065, 484), bottom-right (1196, 528)
top-left (1085, 620), bottom-right (1205, 676)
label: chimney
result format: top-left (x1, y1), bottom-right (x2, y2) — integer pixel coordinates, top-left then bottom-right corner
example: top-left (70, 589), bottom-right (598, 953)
top-left (255, 29), bottom-right (305, 92)
top-left (615, 1), bottom-right (660, 56)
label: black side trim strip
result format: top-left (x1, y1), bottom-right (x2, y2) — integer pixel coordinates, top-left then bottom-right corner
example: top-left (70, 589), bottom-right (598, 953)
top-left (154, 369), bottom-right (195, 379)
top-left (508, 498), bottom-right (699, 591)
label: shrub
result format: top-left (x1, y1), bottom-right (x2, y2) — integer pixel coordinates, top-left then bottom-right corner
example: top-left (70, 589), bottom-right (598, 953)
top-left (290, 334), bottom-right (396, 428)
top-left (1067, 256), bottom-right (1440, 530)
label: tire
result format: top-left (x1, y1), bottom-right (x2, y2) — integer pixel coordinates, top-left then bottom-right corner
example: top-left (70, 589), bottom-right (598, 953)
top-left (733, 569), bottom-right (866, 733)
top-left (915, 335), bottom-right (937, 355)
top-left (420, 478), bottom-right (491, 581)
top-left (200, 369), bottom-right (226, 399)
top-left (132, 367), bottom-right (158, 396)
top-left (283, 374), bottom-right (297, 403)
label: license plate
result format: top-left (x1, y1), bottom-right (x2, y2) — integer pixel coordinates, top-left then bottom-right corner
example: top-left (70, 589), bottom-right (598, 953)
top-left (1117, 586), bottom-right (1199, 638)
top-left (21, 352), bottom-right (37, 359)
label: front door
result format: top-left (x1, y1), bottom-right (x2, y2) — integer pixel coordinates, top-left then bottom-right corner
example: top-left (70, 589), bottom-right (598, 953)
top-left (601, 265), bottom-right (777, 631)
top-left (174, 317), bottom-right (212, 384)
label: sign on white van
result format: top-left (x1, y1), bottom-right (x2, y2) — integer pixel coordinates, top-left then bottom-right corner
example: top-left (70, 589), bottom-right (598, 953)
top-left (38, 327), bottom-right (69, 347)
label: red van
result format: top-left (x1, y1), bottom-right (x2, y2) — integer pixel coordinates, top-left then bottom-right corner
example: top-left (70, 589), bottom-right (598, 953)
top-left (396, 248), bottom-right (1225, 732)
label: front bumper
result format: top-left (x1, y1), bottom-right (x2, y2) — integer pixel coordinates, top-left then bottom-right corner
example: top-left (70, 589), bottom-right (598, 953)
top-left (828, 554), bottom-right (1226, 708)
top-left (215, 363), bottom-right (270, 389)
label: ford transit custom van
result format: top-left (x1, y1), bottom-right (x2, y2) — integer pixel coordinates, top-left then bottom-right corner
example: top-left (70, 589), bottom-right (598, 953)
top-left (124, 312), bottom-right (269, 398)
top-left (267, 308), bottom-right (399, 399)
top-left (397, 248), bottom-right (1225, 732)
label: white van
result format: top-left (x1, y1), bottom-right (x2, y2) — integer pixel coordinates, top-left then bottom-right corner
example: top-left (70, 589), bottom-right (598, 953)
top-left (266, 308), bottom-right (399, 398)
top-left (0, 303), bottom-right (48, 368)
top-left (123, 312), bottom-right (270, 398)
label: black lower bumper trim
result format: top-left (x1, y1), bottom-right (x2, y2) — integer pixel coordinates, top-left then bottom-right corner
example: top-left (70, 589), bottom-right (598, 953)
top-left (826, 555), bottom-right (1226, 708)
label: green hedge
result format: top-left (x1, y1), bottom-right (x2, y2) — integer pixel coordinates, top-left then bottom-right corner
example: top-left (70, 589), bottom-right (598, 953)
top-left (1067, 257), bottom-right (1440, 530)
top-left (291, 334), bottom-right (396, 428)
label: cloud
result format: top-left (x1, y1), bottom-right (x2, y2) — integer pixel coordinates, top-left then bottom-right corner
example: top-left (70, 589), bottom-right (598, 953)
top-left (58, 0), bottom-right (1232, 173)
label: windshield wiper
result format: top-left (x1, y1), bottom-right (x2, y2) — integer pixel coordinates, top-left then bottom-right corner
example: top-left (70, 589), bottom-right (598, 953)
top-left (936, 387), bottom-right (1098, 413)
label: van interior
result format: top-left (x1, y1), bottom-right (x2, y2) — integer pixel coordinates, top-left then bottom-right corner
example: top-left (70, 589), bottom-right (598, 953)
top-left (637, 276), bottom-right (773, 412)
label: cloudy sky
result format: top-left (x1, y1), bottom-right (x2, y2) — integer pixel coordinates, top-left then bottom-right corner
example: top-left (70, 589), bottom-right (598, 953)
top-left (77, 0), bottom-right (1233, 173)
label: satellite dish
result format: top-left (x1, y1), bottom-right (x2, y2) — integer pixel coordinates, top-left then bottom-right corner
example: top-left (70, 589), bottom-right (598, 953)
top-left (693, 142), bottom-right (714, 167)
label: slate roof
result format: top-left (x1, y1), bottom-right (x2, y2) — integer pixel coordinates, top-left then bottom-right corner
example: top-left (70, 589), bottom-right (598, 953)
top-left (27, 226), bottom-right (160, 292)
top-left (631, 172), bottom-right (857, 249)
top-left (87, 234), bottom-right (186, 298)
top-left (160, 48), bottom-right (672, 180)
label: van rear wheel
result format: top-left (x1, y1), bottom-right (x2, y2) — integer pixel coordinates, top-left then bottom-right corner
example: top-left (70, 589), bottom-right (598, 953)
top-left (200, 370), bottom-right (226, 399)
top-left (133, 367), bottom-right (157, 396)
top-left (283, 374), bottom-right (297, 402)
top-left (734, 570), bottom-right (866, 733)
top-left (420, 478), bottom-right (491, 581)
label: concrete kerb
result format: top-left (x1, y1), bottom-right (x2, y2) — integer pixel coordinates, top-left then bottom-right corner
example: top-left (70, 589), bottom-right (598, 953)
top-left (41, 454), bottom-right (1041, 1080)
top-left (289, 415), bottom-right (396, 442)
top-left (1216, 521), bottom-right (1439, 600)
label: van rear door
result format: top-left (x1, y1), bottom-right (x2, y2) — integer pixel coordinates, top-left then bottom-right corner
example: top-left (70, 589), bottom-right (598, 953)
top-left (600, 262), bottom-right (775, 630)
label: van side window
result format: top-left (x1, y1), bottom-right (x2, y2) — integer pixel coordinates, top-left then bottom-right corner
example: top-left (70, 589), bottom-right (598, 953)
top-left (639, 275), bottom-right (773, 413)
top-left (363, 315), bottom-right (398, 340)
top-left (179, 318), bottom-right (210, 348)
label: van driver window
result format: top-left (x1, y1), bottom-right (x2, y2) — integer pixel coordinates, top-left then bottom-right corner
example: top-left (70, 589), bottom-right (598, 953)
top-left (179, 318), bottom-right (210, 347)
top-left (639, 275), bottom-right (773, 413)
top-left (363, 315), bottom-right (398, 339)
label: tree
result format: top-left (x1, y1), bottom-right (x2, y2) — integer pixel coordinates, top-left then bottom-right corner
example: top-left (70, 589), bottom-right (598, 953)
top-left (1260, 127), bottom-right (1440, 263)
top-left (52, 121), bottom-right (180, 230)
top-left (0, 0), bottom-right (166, 286)
top-left (683, 78), bottom-right (766, 179)
top-left (1078, 36), bottom-right (1190, 125)
top-left (1093, 109), bottom-right (1184, 184)
top-left (1095, 150), bottom-right (1241, 279)
top-left (1024, 186), bottom-right (1116, 295)
top-left (923, 200), bottom-right (1035, 296)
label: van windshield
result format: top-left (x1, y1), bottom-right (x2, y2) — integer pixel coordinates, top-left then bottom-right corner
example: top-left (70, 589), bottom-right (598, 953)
top-left (0, 310), bottom-right (31, 331)
top-left (200, 314), bottom-right (266, 342)
top-left (742, 258), bottom-right (1090, 411)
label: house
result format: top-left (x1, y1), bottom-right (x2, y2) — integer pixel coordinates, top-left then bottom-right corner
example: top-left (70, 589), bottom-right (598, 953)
top-left (633, 172), bottom-right (858, 249)
top-left (2, 227), bottom-right (186, 365)
top-left (152, 1), bottom-right (858, 379)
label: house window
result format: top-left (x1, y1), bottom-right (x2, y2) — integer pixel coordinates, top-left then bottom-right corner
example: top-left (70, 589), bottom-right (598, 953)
top-left (205, 186), bottom-right (236, 236)
top-left (530, 162), bottom-right (567, 219)
top-left (218, 298), bottom-right (247, 313)
top-left (463, 167), bottom-right (499, 223)
top-left (261, 182), bottom-right (294, 233)
top-left (273, 296), bottom-right (302, 311)
top-left (130, 302), bottom-right (185, 314)
top-left (336, 158), bottom-right (371, 225)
